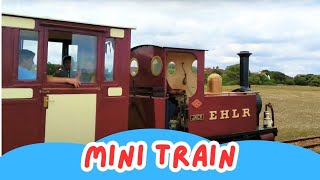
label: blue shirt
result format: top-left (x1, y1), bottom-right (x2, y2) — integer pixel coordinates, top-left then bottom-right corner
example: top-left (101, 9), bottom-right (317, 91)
top-left (18, 66), bottom-right (36, 80)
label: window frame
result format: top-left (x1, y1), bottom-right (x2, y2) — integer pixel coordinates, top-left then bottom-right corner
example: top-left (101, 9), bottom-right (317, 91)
top-left (167, 61), bottom-right (176, 76)
top-left (101, 34), bottom-right (120, 86)
top-left (130, 58), bottom-right (139, 77)
top-left (191, 59), bottom-right (198, 74)
top-left (13, 29), bottom-right (41, 85)
top-left (104, 37), bottom-right (116, 81)
top-left (151, 56), bottom-right (163, 77)
top-left (43, 27), bottom-right (100, 88)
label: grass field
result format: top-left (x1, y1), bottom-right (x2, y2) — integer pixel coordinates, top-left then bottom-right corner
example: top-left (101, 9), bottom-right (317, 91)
top-left (221, 85), bottom-right (320, 152)
top-left (222, 85), bottom-right (320, 141)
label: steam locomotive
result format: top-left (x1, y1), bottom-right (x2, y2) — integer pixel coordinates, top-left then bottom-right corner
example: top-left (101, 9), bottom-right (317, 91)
top-left (1, 13), bottom-right (277, 154)
top-left (129, 45), bottom-right (277, 142)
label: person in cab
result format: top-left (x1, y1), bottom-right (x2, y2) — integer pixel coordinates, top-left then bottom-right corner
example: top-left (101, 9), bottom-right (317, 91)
top-left (78, 59), bottom-right (96, 83)
top-left (53, 55), bottom-right (77, 78)
top-left (18, 49), bottom-right (81, 87)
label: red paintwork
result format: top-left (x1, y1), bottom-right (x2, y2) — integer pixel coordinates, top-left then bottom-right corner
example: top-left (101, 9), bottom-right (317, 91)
top-left (129, 96), bottom-right (155, 129)
top-left (2, 27), bottom-right (13, 87)
top-left (95, 27), bottom-right (131, 140)
top-left (96, 97), bottom-right (129, 140)
top-left (260, 133), bottom-right (275, 141)
top-left (130, 46), bottom-right (165, 87)
top-left (153, 97), bottom-right (166, 129)
top-left (128, 96), bottom-right (165, 130)
top-left (188, 94), bottom-right (257, 137)
top-left (129, 45), bottom-right (205, 130)
top-left (129, 46), bottom-right (167, 130)
top-left (2, 14), bottom-right (131, 153)
top-left (2, 26), bottom-right (44, 154)
top-left (129, 46), bottom-right (205, 95)
top-left (2, 98), bottom-right (43, 153)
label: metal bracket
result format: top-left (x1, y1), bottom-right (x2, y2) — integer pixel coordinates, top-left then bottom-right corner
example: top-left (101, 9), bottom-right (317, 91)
top-left (43, 96), bottom-right (49, 109)
top-left (40, 90), bottom-right (50, 94)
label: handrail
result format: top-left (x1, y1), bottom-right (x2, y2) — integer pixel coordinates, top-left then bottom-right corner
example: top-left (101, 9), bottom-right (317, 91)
top-left (40, 87), bottom-right (100, 94)
top-left (265, 103), bottom-right (275, 127)
top-left (130, 86), bottom-right (165, 97)
top-left (42, 87), bottom-right (100, 91)
top-left (205, 91), bottom-right (259, 96)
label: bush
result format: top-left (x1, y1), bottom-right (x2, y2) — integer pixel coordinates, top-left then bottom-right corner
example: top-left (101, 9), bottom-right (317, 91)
top-left (284, 78), bottom-right (295, 85)
top-left (47, 63), bottom-right (60, 76)
top-left (204, 64), bottom-right (319, 87)
top-left (308, 75), bottom-right (320, 86)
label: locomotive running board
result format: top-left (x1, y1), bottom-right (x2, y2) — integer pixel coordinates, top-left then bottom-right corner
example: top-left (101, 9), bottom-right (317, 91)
top-left (206, 127), bottom-right (278, 143)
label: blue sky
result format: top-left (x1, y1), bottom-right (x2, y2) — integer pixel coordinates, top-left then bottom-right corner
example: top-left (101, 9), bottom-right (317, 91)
top-left (2, 0), bottom-right (320, 76)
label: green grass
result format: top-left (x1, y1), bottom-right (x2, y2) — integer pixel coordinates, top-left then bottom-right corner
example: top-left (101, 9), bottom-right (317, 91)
top-left (224, 85), bottom-right (319, 141)
top-left (220, 85), bottom-right (320, 141)
top-left (216, 85), bottom-right (320, 153)
top-left (255, 85), bottom-right (319, 141)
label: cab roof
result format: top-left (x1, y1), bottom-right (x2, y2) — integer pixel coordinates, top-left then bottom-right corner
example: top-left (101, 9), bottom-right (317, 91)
top-left (2, 12), bottom-right (136, 30)
top-left (131, 44), bottom-right (208, 51)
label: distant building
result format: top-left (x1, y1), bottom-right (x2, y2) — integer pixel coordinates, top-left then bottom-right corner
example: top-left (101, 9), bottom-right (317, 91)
top-left (205, 66), bottom-right (225, 74)
top-left (257, 71), bottom-right (271, 79)
top-left (204, 68), bottom-right (213, 74)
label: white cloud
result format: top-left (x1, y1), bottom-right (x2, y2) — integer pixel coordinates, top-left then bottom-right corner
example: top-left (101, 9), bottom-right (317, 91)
top-left (2, 0), bottom-right (320, 76)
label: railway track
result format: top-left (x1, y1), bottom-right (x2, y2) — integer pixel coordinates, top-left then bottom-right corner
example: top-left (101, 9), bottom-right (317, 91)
top-left (282, 136), bottom-right (320, 150)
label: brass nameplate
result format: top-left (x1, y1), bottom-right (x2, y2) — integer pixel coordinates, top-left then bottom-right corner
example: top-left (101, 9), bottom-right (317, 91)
top-left (190, 114), bottom-right (204, 121)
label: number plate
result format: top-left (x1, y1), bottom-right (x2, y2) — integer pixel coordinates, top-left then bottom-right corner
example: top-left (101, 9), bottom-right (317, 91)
top-left (190, 114), bottom-right (204, 121)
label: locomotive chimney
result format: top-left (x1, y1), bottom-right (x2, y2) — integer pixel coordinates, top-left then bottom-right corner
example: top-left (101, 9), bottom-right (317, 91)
top-left (238, 51), bottom-right (252, 91)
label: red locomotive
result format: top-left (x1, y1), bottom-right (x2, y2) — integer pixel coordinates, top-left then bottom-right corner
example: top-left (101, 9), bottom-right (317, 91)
top-left (1, 13), bottom-right (277, 155)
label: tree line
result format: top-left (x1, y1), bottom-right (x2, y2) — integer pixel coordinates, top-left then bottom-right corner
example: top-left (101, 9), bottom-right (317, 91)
top-left (205, 64), bottom-right (320, 87)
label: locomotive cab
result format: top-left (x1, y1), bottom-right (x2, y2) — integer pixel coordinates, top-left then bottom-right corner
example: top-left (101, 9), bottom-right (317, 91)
top-left (129, 45), bottom-right (278, 142)
top-left (2, 13), bottom-right (133, 154)
top-left (129, 45), bottom-right (202, 130)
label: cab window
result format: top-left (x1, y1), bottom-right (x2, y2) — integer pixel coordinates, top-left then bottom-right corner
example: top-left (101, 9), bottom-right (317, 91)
top-left (151, 56), bottom-right (163, 76)
top-left (192, 60), bottom-right (197, 73)
top-left (130, 58), bottom-right (139, 76)
top-left (47, 31), bottom-right (97, 83)
top-left (168, 61), bottom-right (176, 76)
top-left (105, 38), bottom-right (115, 81)
top-left (18, 30), bottom-right (38, 81)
